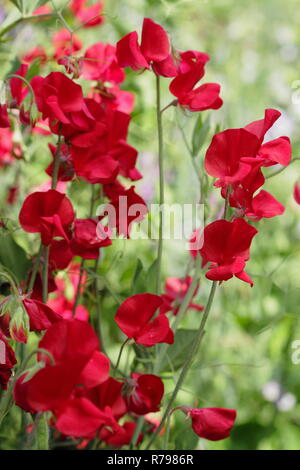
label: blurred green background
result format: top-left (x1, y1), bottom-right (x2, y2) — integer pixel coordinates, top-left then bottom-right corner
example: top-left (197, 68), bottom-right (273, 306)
top-left (1, 0), bottom-right (300, 450)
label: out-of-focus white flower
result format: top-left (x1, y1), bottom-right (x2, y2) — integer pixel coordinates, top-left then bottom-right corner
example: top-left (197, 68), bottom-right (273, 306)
top-left (277, 393), bottom-right (296, 412)
top-left (262, 381), bottom-right (281, 402)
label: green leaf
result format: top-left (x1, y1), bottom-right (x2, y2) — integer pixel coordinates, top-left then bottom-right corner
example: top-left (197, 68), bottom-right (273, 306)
top-left (192, 115), bottom-right (210, 156)
top-left (145, 259), bottom-right (158, 294)
top-left (130, 258), bottom-right (145, 295)
top-left (0, 231), bottom-right (30, 283)
top-left (174, 427), bottom-right (199, 450)
top-left (157, 329), bottom-right (197, 372)
top-left (23, 0), bottom-right (50, 16)
top-left (9, 0), bottom-right (23, 12)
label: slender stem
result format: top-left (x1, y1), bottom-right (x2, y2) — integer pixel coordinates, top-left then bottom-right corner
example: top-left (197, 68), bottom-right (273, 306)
top-left (160, 99), bottom-right (177, 114)
top-left (51, 131), bottom-right (62, 190)
top-left (145, 279), bottom-right (217, 449)
top-left (155, 74), bottom-right (164, 295)
top-left (153, 255), bottom-right (201, 374)
top-left (7, 74), bottom-right (35, 102)
top-left (41, 132), bottom-right (62, 304)
top-left (0, 14), bottom-right (54, 38)
top-left (27, 243), bottom-right (43, 294)
top-left (114, 338), bottom-right (130, 373)
top-left (94, 256), bottom-right (105, 353)
top-left (72, 259), bottom-right (85, 316)
top-left (42, 246), bottom-right (49, 304)
top-left (72, 185), bottom-right (96, 316)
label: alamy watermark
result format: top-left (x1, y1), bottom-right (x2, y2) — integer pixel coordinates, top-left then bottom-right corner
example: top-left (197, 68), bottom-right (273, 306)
top-left (96, 199), bottom-right (205, 250)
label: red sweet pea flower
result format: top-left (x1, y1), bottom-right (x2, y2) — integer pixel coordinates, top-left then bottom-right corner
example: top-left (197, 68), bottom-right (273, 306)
top-left (52, 29), bottom-right (82, 59)
top-left (224, 167), bottom-right (285, 221)
top-left (22, 46), bottom-right (47, 65)
top-left (184, 407), bottom-right (236, 441)
top-left (204, 109), bottom-right (291, 188)
top-left (70, 0), bottom-right (104, 28)
top-left (81, 42), bottom-right (125, 84)
top-left (199, 218), bottom-right (258, 286)
top-left (22, 298), bottom-right (62, 332)
top-left (0, 105), bottom-right (10, 128)
top-left (102, 186), bottom-right (147, 238)
top-left (70, 218), bottom-right (112, 259)
top-left (170, 51), bottom-right (222, 112)
top-left (126, 373), bottom-right (164, 415)
top-left (294, 183), bottom-right (300, 205)
top-left (115, 293), bottom-right (174, 347)
top-left (55, 398), bottom-right (115, 438)
top-left (49, 239), bottom-right (74, 270)
top-left (0, 330), bottom-right (17, 390)
top-left (116, 18), bottom-right (174, 76)
top-left (161, 276), bottom-right (203, 315)
top-left (100, 421), bottom-right (142, 448)
top-left (14, 319), bottom-right (109, 413)
top-left (31, 72), bottom-right (94, 129)
top-left (19, 190), bottom-right (75, 246)
top-left (10, 64), bottom-right (29, 107)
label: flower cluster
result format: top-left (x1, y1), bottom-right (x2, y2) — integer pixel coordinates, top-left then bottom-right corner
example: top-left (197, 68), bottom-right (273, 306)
top-left (0, 8), bottom-right (292, 451)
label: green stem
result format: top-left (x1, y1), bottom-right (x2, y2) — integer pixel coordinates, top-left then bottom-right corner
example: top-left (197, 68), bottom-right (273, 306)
top-left (153, 255), bottom-right (201, 374)
top-left (51, 131), bottom-right (62, 190)
top-left (0, 14), bottom-right (54, 38)
top-left (94, 256), bottom-right (105, 353)
top-left (145, 279), bottom-right (218, 449)
top-left (27, 244), bottom-right (43, 294)
top-left (155, 74), bottom-right (164, 295)
top-left (114, 338), bottom-right (130, 373)
top-left (72, 185), bottom-right (96, 316)
top-left (42, 245), bottom-right (49, 304)
top-left (72, 259), bottom-right (85, 316)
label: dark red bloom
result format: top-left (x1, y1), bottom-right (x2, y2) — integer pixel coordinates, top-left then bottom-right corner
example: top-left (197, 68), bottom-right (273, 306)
top-left (116, 18), bottom-right (175, 76)
top-left (170, 51), bottom-right (222, 111)
top-left (0, 331), bottom-right (17, 390)
top-left (14, 319), bottom-right (109, 413)
top-left (19, 190), bottom-right (75, 246)
top-left (115, 293), bottom-right (174, 347)
top-left (49, 239), bottom-right (73, 270)
top-left (102, 186), bottom-right (147, 238)
top-left (224, 167), bottom-right (285, 221)
top-left (70, 218), bottom-right (112, 259)
top-left (204, 109), bottom-right (291, 188)
top-left (100, 421), bottom-right (141, 447)
top-left (185, 407), bottom-right (236, 441)
top-left (0, 105), bottom-right (10, 128)
top-left (126, 373), bottom-right (164, 415)
top-left (6, 186), bottom-right (18, 205)
top-left (31, 72), bottom-right (93, 129)
top-left (199, 218), bottom-right (258, 286)
top-left (22, 298), bottom-right (62, 332)
top-left (10, 64), bottom-right (29, 107)
top-left (294, 183), bottom-right (300, 205)
top-left (161, 276), bottom-right (203, 315)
